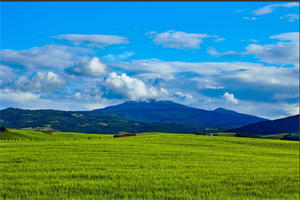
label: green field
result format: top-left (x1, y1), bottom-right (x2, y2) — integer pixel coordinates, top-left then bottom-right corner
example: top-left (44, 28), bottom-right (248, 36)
top-left (0, 129), bottom-right (299, 200)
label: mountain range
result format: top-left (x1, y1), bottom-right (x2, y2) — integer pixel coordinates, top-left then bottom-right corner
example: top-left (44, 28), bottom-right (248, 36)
top-left (93, 100), bottom-right (266, 129)
top-left (0, 100), bottom-right (267, 134)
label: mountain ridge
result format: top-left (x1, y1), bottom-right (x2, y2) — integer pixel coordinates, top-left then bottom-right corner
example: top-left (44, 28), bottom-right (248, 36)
top-left (228, 114), bottom-right (299, 135)
top-left (0, 100), bottom-right (268, 133)
top-left (92, 100), bottom-right (267, 129)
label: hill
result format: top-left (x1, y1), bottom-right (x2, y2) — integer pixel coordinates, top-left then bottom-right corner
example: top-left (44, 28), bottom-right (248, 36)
top-left (228, 115), bottom-right (299, 139)
top-left (92, 100), bottom-right (267, 130)
top-left (0, 100), bottom-right (267, 133)
top-left (0, 108), bottom-right (198, 134)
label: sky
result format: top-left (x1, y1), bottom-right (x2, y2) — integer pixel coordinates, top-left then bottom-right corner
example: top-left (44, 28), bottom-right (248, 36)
top-left (0, 2), bottom-right (299, 119)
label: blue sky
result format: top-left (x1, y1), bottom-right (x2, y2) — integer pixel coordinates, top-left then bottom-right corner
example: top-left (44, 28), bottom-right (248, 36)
top-left (0, 2), bottom-right (299, 119)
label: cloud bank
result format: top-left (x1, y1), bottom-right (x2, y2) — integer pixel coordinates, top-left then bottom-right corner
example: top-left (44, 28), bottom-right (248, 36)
top-left (252, 2), bottom-right (299, 16)
top-left (54, 34), bottom-right (129, 48)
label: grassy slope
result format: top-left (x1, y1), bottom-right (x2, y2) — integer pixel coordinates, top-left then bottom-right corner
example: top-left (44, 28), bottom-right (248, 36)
top-left (1, 129), bottom-right (105, 140)
top-left (0, 130), bottom-right (299, 200)
top-left (260, 133), bottom-right (290, 139)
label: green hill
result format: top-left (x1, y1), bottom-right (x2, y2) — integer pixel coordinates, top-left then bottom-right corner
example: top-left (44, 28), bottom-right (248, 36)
top-left (0, 100), bottom-right (268, 134)
top-left (0, 108), bottom-right (199, 134)
top-left (0, 129), bottom-right (298, 200)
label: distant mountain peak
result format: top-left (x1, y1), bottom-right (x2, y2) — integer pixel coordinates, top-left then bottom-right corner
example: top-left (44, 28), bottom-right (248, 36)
top-left (124, 99), bottom-right (173, 104)
top-left (214, 108), bottom-right (228, 112)
top-left (100, 99), bottom-right (192, 112)
top-left (213, 108), bottom-right (238, 114)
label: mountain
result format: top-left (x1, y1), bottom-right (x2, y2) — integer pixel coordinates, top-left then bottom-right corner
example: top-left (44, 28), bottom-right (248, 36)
top-left (0, 100), bottom-right (267, 134)
top-left (0, 108), bottom-right (198, 134)
top-left (92, 100), bottom-right (267, 130)
top-left (227, 115), bottom-right (299, 135)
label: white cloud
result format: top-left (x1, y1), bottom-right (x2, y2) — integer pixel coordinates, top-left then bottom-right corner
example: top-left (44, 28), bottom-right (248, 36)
top-left (207, 47), bottom-right (243, 57)
top-left (174, 91), bottom-right (193, 101)
top-left (214, 37), bottom-right (225, 42)
top-left (113, 59), bottom-right (298, 89)
top-left (228, 65), bottom-right (299, 87)
top-left (85, 103), bottom-right (108, 110)
top-left (54, 34), bottom-right (129, 48)
top-left (68, 57), bottom-right (108, 76)
top-left (212, 100), bottom-right (299, 120)
top-left (252, 2), bottom-right (299, 16)
top-left (270, 32), bottom-right (299, 41)
top-left (0, 64), bottom-right (13, 77)
top-left (223, 92), bottom-right (239, 104)
top-left (0, 44), bottom-right (88, 69)
top-left (233, 9), bottom-right (249, 13)
top-left (105, 72), bottom-right (159, 100)
top-left (192, 77), bottom-right (225, 90)
top-left (74, 92), bottom-right (82, 99)
top-left (241, 39), bottom-right (259, 43)
top-left (0, 64), bottom-right (15, 85)
top-left (160, 88), bottom-right (168, 95)
top-left (102, 51), bottom-right (135, 62)
top-left (272, 93), bottom-right (299, 100)
top-left (280, 13), bottom-right (299, 22)
top-left (0, 88), bottom-right (41, 104)
top-left (150, 30), bottom-right (214, 49)
top-left (243, 17), bottom-right (257, 20)
top-left (245, 32), bottom-right (299, 66)
top-left (15, 71), bottom-right (64, 91)
top-left (0, 88), bottom-right (119, 111)
top-left (284, 104), bottom-right (299, 116)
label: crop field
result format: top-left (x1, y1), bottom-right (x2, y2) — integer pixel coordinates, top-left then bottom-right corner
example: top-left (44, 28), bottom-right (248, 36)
top-left (0, 129), bottom-right (299, 200)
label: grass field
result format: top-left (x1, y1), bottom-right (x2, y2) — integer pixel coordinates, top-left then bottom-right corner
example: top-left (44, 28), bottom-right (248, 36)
top-left (0, 129), bottom-right (299, 200)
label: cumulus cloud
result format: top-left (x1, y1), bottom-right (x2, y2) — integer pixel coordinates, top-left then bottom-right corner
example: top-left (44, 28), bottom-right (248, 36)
top-left (174, 91), bottom-right (193, 101)
top-left (150, 30), bottom-right (219, 49)
top-left (207, 47), bottom-right (243, 58)
top-left (252, 2), bottom-right (299, 16)
top-left (280, 14), bottom-right (299, 22)
top-left (104, 72), bottom-right (159, 100)
top-left (245, 32), bottom-right (299, 66)
top-left (223, 92), bottom-right (239, 104)
top-left (67, 57), bottom-right (108, 77)
top-left (54, 34), bottom-right (129, 48)
top-left (0, 44), bottom-right (88, 69)
top-left (15, 71), bottom-right (64, 91)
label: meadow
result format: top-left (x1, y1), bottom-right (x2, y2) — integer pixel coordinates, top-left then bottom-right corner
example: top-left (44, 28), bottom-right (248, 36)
top-left (0, 129), bottom-right (299, 200)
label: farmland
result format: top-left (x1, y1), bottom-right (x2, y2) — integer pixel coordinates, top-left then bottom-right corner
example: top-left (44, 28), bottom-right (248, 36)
top-left (0, 129), bottom-right (299, 200)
